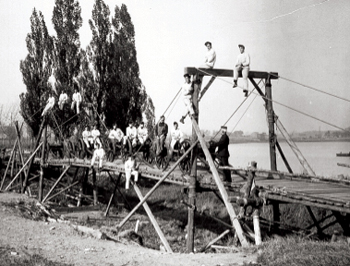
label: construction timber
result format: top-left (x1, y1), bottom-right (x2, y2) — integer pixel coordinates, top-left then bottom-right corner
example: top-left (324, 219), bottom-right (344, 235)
top-left (2, 66), bottom-right (350, 253)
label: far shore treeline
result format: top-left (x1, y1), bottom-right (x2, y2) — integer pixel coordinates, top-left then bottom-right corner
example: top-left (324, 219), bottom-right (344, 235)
top-left (19, 0), bottom-right (155, 140)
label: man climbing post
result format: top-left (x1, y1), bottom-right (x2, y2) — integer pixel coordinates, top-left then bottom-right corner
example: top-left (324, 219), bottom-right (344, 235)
top-left (233, 44), bottom-right (250, 97)
top-left (180, 73), bottom-right (195, 124)
top-left (212, 126), bottom-right (232, 182)
top-left (137, 121), bottom-right (148, 145)
top-left (58, 90), bottom-right (68, 110)
top-left (168, 121), bottom-right (184, 161)
top-left (124, 154), bottom-right (139, 190)
top-left (42, 92), bottom-right (55, 117)
top-left (71, 87), bottom-right (82, 114)
top-left (201, 41), bottom-right (216, 69)
top-left (154, 115), bottom-right (168, 156)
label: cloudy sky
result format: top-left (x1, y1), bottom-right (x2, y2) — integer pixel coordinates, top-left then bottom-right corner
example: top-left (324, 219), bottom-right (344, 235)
top-left (0, 0), bottom-right (349, 135)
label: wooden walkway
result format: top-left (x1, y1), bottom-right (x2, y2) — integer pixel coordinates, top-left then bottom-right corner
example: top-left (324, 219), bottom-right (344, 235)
top-left (39, 157), bottom-right (350, 214)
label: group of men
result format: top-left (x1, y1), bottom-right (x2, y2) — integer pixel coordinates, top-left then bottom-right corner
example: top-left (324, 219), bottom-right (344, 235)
top-left (41, 89), bottom-right (82, 117)
top-left (179, 41), bottom-right (250, 124)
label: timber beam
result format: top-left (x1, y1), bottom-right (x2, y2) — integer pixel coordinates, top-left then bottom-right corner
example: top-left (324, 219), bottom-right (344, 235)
top-left (184, 67), bottom-right (278, 79)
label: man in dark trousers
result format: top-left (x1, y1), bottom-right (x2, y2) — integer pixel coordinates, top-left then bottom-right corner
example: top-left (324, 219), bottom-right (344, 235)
top-left (154, 115), bottom-right (168, 156)
top-left (213, 126), bottom-right (232, 182)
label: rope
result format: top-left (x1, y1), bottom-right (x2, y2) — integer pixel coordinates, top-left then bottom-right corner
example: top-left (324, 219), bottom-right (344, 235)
top-left (268, 72), bottom-right (350, 103)
top-left (229, 93), bottom-right (259, 136)
top-left (195, 68), bottom-right (348, 132)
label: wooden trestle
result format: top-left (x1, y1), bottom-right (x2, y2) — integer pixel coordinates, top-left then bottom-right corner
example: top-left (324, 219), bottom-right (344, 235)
top-left (2, 66), bottom-right (350, 253)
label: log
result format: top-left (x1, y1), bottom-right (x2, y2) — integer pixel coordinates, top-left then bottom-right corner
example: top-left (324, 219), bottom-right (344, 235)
top-left (199, 229), bottom-right (231, 252)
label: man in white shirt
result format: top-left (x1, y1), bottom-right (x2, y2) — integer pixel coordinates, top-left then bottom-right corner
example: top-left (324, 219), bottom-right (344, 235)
top-left (42, 93), bottom-right (56, 116)
top-left (201, 41), bottom-right (216, 69)
top-left (123, 122), bottom-right (137, 148)
top-left (91, 125), bottom-right (102, 147)
top-left (108, 124), bottom-right (124, 153)
top-left (82, 126), bottom-right (92, 148)
top-left (91, 142), bottom-right (105, 170)
top-left (137, 122), bottom-right (148, 145)
top-left (233, 44), bottom-right (250, 97)
top-left (71, 88), bottom-right (82, 114)
top-left (179, 73), bottom-right (195, 124)
top-left (58, 91), bottom-right (68, 110)
top-left (124, 154), bottom-right (139, 190)
top-left (168, 122), bottom-right (184, 160)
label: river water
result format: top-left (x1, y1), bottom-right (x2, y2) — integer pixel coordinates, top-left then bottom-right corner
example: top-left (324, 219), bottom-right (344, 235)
top-left (228, 141), bottom-right (350, 178)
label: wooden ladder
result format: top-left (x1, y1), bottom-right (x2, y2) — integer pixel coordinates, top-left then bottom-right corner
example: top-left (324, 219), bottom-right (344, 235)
top-left (190, 116), bottom-right (249, 247)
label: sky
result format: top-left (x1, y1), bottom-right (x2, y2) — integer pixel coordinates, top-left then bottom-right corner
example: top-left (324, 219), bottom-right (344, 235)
top-left (0, 0), bottom-right (349, 135)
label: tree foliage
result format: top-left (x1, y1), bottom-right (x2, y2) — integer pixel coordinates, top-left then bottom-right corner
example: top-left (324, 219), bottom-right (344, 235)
top-left (20, 0), bottom-right (155, 140)
top-left (19, 9), bottom-right (54, 138)
top-left (51, 0), bottom-right (83, 138)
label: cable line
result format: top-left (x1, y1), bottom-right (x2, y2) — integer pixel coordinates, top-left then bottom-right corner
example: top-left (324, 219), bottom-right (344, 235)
top-left (268, 72), bottom-right (350, 103)
top-left (195, 68), bottom-right (348, 132)
top-left (229, 93), bottom-right (258, 136)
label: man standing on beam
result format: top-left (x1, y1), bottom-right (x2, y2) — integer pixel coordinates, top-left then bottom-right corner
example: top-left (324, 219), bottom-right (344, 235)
top-left (233, 44), bottom-right (250, 97)
top-left (180, 73), bottom-right (195, 124)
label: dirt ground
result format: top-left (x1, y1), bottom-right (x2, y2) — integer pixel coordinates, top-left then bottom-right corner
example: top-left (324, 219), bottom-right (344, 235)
top-left (0, 192), bottom-right (258, 266)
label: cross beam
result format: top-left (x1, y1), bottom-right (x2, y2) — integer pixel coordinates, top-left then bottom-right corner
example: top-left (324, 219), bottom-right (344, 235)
top-left (184, 67), bottom-right (278, 79)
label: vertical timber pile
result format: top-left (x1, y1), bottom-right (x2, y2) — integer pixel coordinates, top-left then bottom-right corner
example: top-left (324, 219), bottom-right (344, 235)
top-left (265, 75), bottom-right (280, 226)
top-left (186, 73), bottom-right (202, 253)
top-left (265, 75), bottom-right (277, 171)
top-left (39, 125), bottom-right (47, 201)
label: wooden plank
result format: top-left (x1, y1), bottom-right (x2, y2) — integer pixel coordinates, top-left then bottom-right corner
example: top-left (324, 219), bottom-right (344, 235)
top-left (42, 166), bottom-right (71, 203)
top-left (117, 140), bottom-right (199, 229)
top-left (262, 193), bottom-right (350, 214)
top-left (190, 116), bottom-right (249, 247)
top-left (292, 188), bottom-right (350, 194)
top-left (133, 183), bottom-right (173, 253)
top-left (184, 67), bottom-right (278, 79)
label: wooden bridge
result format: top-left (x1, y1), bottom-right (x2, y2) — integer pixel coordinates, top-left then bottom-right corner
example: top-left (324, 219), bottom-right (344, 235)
top-left (2, 66), bottom-right (349, 253)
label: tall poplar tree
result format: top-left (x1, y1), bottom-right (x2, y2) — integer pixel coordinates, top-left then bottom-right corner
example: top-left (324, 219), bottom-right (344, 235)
top-left (51, 0), bottom-right (83, 137)
top-left (20, 9), bottom-right (54, 137)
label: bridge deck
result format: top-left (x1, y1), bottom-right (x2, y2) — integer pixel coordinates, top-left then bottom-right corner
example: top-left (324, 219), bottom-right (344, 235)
top-left (40, 158), bottom-right (350, 214)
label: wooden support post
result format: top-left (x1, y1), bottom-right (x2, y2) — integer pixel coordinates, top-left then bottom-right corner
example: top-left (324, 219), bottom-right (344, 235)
top-left (92, 168), bottom-right (98, 205)
top-left (252, 209), bottom-right (262, 245)
top-left (78, 168), bottom-right (89, 207)
top-left (133, 183), bottom-right (173, 253)
top-left (276, 140), bottom-right (293, 174)
top-left (198, 76), bottom-right (216, 101)
top-left (5, 143), bottom-right (43, 191)
top-left (104, 173), bottom-right (122, 217)
top-left (190, 116), bottom-right (249, 247)
top-left (306, 206), bottom-right (322, 235)
top-left (265, 76), bottom-right (277, 171)
top-left (10, 150), bottom-right (16, 189)
top-left (186, 73), bottom-right (202, 253)
top-left (14, 121), bottom-right (27, 190)
top-left (39, 125), bottom-right (47, 201)
top-left (199, 229), bottom-right (230, 253)
top-left (42, 166), bottom-right (70, 203)
top-left (117, 140), bottom-right (199, 230)
top-left (272, 203), bottom-right (280, 229)
top-left (45, 181), bottom-right (79, 203)
top-left (22, 116), bottom-right (46, 193)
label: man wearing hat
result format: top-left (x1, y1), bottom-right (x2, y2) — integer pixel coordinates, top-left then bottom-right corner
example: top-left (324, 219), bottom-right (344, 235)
top-left (233, 44), bottom-right (250, 97)
top-left (201, 41), bottom-right (216, 69)
top-left (212, 125), bottom-right (231, 182)
top-left (180, 73), bottom-right (195, 124)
